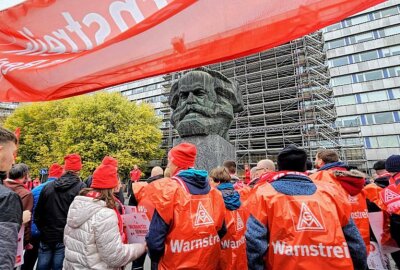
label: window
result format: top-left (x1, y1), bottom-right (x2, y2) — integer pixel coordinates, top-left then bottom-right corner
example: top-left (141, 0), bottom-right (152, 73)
top-left (326, 23), bottom-right (342, 32)
top-left (388, 66), bottom-right (400, 77)
top-left (330, 56), bottom-right (350, 67)
top-left (350, 32), bottom-right (374, 44)
top-left (379, 6), bottom-right (400, 18)
top-left (377, 136), bottom-right (400, 147)
top-left (335, 95), bottom-right (356, 106)
top-left (393, 88), bottom-right (400, 99)
top-left (328, 38), bottom-right (346, 49)
top-left (359, 90), bottom-right (387, 103)
top-left (365, 114), bottom-right (374, 125)
top-left (374, 112), bottom-right (394, 124)
top-left (383, 25), bottom-right (400, 37)
top-left (359, 50), bottom-right (379, 62)
top-left (357, 70), bottom-right (383, 82)
top-left (347, 14), bottom-right (369, 26)
top-left (331, 75), bottom-right (352, 86)
top-left (337, 116), bottom-right (360, 127)
top-left (382, 45), bottom-right (400, 57)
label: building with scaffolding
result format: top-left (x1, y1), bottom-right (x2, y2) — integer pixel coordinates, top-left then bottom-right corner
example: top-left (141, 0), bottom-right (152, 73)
top-left (112, 30), bottom-right (368, 172)
top-left (0, 102), bottom-right (18, 121)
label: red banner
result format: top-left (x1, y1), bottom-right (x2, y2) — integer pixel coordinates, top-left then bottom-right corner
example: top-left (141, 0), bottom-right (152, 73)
top-left (0, 0), bottom-right (383, 102)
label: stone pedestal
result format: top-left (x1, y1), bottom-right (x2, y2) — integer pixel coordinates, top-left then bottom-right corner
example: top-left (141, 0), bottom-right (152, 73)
top-left (174, 134), bottom-right (235, 172)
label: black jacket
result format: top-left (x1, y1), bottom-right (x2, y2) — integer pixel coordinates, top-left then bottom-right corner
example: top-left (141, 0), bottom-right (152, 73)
top-left (34, 171), bottom-right (86, 245)
top-left (0, 183), bottom-right (22, 269)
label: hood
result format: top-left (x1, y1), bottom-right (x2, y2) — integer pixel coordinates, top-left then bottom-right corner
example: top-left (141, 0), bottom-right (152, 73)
top-left (177, 169), bottom-right (210, 195)
top-left (332, 169), bottom-right (366, 196)
top-left (374, 173), bottom-right (391, 188)
top-left (318, 161), bottom-right (350, 171)
top-left (67, 196), bottom-right (106, 228)
top-left (147, 174), bottom-right (163, 183)
top-left (54, 171), bottom-right (81, 191)
top-left (217, 182), bottom-right (241, 210)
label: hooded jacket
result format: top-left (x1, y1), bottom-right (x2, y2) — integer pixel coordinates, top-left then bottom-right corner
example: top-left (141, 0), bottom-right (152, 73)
top-left (34, 171), bottom-right (86, 245)
top-left (63, 196), bottom-right (145, 269)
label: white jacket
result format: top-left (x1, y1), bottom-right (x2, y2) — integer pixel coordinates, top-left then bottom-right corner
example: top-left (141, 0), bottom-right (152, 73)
top-left (63, 196), bottom-right (145, 270)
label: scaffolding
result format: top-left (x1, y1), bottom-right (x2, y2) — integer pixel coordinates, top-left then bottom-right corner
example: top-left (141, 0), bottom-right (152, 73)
top-left (160, 32), bottom-right (367, 170)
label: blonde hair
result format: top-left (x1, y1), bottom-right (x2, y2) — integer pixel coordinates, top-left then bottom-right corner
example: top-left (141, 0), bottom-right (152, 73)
top-left (209, 166), bottom-right (231, 183)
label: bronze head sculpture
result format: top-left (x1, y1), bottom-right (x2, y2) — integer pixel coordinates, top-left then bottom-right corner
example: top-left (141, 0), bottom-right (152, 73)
top-left (169, 68), bottom-right (244, 140)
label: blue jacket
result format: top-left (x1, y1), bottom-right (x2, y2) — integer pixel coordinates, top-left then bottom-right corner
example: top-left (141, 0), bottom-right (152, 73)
top-left (31, 177), bottom-right (57, 238)
top-left (245, 173), bottom-right (367, 270)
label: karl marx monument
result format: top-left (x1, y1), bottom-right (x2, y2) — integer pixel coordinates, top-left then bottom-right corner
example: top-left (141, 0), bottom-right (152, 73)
top-left (169, 68), bottom-right (244, 171)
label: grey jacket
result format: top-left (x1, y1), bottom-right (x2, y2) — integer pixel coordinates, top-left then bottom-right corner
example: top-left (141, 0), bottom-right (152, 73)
top-left (0, 184), bottom-right (22, 269)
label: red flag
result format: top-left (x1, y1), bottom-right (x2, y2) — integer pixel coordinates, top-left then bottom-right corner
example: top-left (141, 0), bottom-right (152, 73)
top-left (0, 0), bottom-right (384, 102)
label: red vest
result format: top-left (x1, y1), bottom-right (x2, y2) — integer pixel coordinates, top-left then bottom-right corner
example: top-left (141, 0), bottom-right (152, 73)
top-left (310, 170), bottom-right (370, 251)
top-left (218, 206), bottom-right (249, 270)
top-left (247, 181), bottom-right (353, 270)
top-left (146, 177), bottom-right (226, 270)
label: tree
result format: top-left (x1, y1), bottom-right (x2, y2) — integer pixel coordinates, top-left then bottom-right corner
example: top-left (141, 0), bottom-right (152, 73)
top-left (4, 92), bottom-right (164, 179)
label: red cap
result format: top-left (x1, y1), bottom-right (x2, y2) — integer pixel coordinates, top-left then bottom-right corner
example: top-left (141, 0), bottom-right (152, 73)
top-left (48, 163), bottom-right (63, 178)
top-left (91, 156), bottom-right (118, 189)
top-left (64, 154), bottom-right (82, 171)
top-left (168, 143), bottom-right (197, 169)
top-left (102, 156), bottom-right (118, 167)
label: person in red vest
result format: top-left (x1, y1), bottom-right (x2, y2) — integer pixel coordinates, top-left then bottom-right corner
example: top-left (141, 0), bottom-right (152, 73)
top-left (209, 166), bottom-right (248, 270)
top-left (310, 149), bottom-right (370, 253)
top-left (130, 165), bottom-right (142, 183)
top-left (145, 143), bottom-right (226, 270)
top-left (246, 145), bottom-right (367, 270)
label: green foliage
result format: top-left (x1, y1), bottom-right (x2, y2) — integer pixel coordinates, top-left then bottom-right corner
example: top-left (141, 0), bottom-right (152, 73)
top-left (4, 92), bottom-right (164, 179)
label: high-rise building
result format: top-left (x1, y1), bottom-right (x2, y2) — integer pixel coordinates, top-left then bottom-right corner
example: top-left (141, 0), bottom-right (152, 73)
top-left (0, 102), bottom-right (19, 121)
top-left (324, 0), bottom-right (400, 169)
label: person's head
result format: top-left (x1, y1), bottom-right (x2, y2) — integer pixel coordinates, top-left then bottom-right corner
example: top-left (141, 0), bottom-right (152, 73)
top-left (164, 167), bottom-right (171, 178)
top-left (277, 145), bottom-right (308, 172)
top-left (151, 166), bottom-right (164, 177)
top-left (8, 163), bottom-right (30, 183)
top-left (209, 166), bottom-right (231, 185)
top-left (223, 160), bottom-right (237, 175)
top-left (169, 68), bottom-right (244, 140)
top-left (373, 160), bottom-right (387, 176)
top-left (167, 143), bottom-right (197, 176)
top-left (133, 165), bottom-right (138, 170)
top-left (0, 127), bottom-right (18, 173)
top-left (63, 153), bottom-right (82, 174)
top-left (250, 166), bottom-right (258, 180)
top-left (48, 163), bottom-right (63, 179)
top-left (244, 164), bottom-right (249, 170)
top-left (255, 159), bottom-right (275, 178)
top-left (81, 156), bottom-right (119, 209)
top-left (385, 155), bottom-right (400, 175)
top-left (315, 149), bottom-right (339, 169)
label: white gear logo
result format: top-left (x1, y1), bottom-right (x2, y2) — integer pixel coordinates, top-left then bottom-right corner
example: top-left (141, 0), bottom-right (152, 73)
top-left (194, 201), bottom-right (214, 227)
top-left (295, 202), bottom-right (325, 231)
top-left (236, 212), bottom-right (244, 231)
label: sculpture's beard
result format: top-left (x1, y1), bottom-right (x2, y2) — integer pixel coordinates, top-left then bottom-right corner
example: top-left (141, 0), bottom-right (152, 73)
top-left (171, 103), bottom-right (234, 140)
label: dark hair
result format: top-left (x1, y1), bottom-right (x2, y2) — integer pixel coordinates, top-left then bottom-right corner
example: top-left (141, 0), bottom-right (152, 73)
top-left (373, 160), bottom-right (386, 171)
top-left (209, 166), bottom-right (231, 183)
top-left (8, 163), bottom-right (29, 180)
top-left (80, 188), bottom-right (116, 209)
top-left (0, 127), bottom-right (17, 145)
top-left (277, 145), bottom-right (307, 172)
top-left (317, 149), bottom-right (339, 164)
top-left (223, 160), bottom-right (237, 174)
top-left (306, 160), bottom-right (313, 171)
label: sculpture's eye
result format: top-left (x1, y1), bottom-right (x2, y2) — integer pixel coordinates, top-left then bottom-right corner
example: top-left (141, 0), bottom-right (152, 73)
top-left (194, 89), bottom-right (206, 97)
top-left (180, 92), bottom-right (189, 99)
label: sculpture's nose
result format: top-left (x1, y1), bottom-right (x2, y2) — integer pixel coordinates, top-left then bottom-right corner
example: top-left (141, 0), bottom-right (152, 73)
top-left (187, 92), bottom-right (195, 104)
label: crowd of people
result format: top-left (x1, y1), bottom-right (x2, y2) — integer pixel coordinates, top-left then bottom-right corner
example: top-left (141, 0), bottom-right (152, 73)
top-left (1, 125), bottom-right (400, 269)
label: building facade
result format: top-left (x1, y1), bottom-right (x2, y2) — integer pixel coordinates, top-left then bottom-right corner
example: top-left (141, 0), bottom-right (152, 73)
top-left (324, 0), bottom-right (400, 169)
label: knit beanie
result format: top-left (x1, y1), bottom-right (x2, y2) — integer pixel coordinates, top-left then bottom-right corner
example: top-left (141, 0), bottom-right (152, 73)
top-left (277, 144), bottom-right (307, 172)
top-left (385, 155), bottom-right (400, 173)
top-left (48, 163), bottom-right (63, 178)
top-left (91, 156), bottom-right (118, 189)
top-left (64, 154), bottom-right (82, 171)
top-left (168, 143), bottom-right (197, 169)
